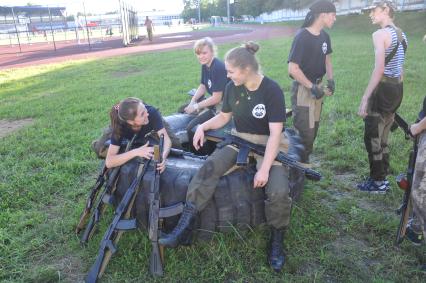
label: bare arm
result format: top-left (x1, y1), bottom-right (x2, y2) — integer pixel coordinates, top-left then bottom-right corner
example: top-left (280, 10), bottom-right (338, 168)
top-left (358, 31), bottom-right (386, 118)
top-left (288, 62), bottom-right (313, 89)
top-left (325, 54), bottom-right (333, 80)
top-left (411, 117), bottom-right (426, 136)
top-left (253, 122), bottom-right (283, 188)
top-left (192, 111), bottom-right (232, 150)
top-left (197, 91), bottom-right (222, 109)
top-left (105, 142), bottom-right (153, 169)
top-left (190, 84), bottom-right (207, 104)
top-left (185, 84), bottom-right (207, 114)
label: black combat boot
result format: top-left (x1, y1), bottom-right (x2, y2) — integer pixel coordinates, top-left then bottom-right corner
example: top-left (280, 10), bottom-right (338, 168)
top-left (267, 227), bottom-right (286, 272)
top-left (159, 202), bottom-right (197, 248)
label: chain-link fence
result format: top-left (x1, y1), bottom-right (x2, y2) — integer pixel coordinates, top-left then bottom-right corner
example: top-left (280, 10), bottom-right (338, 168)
top-left (0, 1), bottom-right (138, 55)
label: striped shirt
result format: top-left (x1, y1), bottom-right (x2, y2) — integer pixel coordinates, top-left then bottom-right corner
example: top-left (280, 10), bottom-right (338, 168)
top-left (384, 26), bottom-right (407, 78)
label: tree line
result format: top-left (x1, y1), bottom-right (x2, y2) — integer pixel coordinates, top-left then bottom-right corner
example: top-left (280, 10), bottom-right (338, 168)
top-left (181, 0), bottom-right (313, 21)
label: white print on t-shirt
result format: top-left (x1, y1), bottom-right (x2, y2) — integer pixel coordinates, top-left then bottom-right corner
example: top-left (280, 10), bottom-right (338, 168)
top-left (208, 79), bottom-right (212, 89)
top-left (322, 42), bottom-right (327, 54)
top-left (252, 104), bottom-right (266, 119)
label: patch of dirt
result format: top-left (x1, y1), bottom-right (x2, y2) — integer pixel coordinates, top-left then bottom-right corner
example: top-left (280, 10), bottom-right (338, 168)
top-left (0, 118), bottom-right (34, 138)
top-left (334, 172), bottom-right (358, 184)
top-left (54, 255), bottom-right (85, 282)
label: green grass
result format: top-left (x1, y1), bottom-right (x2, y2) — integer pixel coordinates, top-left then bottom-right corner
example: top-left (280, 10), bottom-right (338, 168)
top-left (1, 11), bottom-right (426, 282)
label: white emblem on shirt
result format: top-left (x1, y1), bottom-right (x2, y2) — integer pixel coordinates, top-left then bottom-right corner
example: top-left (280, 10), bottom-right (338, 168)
top-left (252, 104), bottom-right (266, 119)
top-left (322, 42), bottom-right (327, 54)
top-left (208, 79), bottom-right (212, 89)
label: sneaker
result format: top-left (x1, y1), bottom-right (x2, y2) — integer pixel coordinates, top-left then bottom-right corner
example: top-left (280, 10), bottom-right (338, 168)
top-left (406, 221), bottom-right (424, 245)
top-left (383, 178), bottom-right (390, 189)
top-left (357, 179), bottom-right (389, 194)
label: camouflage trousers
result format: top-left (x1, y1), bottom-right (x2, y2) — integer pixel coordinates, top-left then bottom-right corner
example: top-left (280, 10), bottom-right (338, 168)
top-left (363, 110), bottom-right (394, 181)
top-left (411, 132), bottom-right (426, 237)
top-left (291, 81), bottom-right (323, 162)
top-left (186, 134), bottom-right (292, 229)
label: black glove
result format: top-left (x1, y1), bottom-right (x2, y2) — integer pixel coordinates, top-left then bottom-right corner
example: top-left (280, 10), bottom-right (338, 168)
top-left (311, 84), bottom-right (325, 99)
top-left (327, 79), bottom-right (335, 94)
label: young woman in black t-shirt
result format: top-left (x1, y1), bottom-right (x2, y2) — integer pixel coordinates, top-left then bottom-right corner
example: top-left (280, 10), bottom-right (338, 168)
top-left (160, 42), bottom-right (291, 273)
top-left (105, 97), bottom-right (171, 172)
top-left (287, 0), bottom-right (336, 162)
top-left (184, 37), bottom-right (228, 114)
top-left (181, 37), bottom-right (229, 140)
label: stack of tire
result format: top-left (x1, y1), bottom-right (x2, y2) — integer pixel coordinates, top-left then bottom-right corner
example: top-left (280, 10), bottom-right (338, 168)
top-left (112, 113), bottom-right (306, 241)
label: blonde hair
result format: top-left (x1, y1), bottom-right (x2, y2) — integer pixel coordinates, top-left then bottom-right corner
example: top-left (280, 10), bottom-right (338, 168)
top-left (193, 37), bottom-right (217, 57)
top-left (373, 0), bottom-right (396, 18)
top-left (225, 41), bottom-right (261, 73)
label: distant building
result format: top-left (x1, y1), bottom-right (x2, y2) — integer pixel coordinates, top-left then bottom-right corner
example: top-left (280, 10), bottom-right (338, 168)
top-left (139, 10), bottom-right (183, 26)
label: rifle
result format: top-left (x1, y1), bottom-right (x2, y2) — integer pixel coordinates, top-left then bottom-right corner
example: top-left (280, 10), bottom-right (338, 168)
top-left (75, 165), bottom-right (107, 234)
top-left (394, 113), bottom-right (418, 245)
top-left (78, 135), bottom-right (137, 245)
top-left (86, 157), bottom-right (151, 283)
top-left (148, 134), bottom-right (164, 276)
top-left (85, 137), bottom-right (185, 281)
top-left (169, 147), bottom-right (207, 160)
top-left (205, 130), bottom-right (322, 181)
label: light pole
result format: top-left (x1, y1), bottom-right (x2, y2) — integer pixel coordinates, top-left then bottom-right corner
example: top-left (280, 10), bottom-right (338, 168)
top-left (227, 0), bottom-right (230, 24)
top-left (197, 0), bottom-right (201, 23)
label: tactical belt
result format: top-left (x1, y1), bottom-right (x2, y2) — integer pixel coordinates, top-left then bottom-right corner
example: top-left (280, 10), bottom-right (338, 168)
top-left (380, 76), bottom-right (402, 84)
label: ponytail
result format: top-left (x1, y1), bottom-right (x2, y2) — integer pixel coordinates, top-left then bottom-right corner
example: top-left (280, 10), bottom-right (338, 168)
top-left (110, 103), bottom-right (125, 142)
top-left (302, 11), bottom-right (315, 28)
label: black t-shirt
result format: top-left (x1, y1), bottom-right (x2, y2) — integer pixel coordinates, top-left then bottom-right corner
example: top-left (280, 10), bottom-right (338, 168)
top-left (201, 57), bottom-right (228, 95)
top-left (288, 28), bottom-right (332, 83)
top-left (222, 76), bottom-right (285, 135)
top-left (110, 105), bottom-right (163, 146)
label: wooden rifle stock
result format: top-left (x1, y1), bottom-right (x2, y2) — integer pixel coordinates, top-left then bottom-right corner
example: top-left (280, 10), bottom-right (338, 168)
top-left (149, 134), bottom-right (164, 276)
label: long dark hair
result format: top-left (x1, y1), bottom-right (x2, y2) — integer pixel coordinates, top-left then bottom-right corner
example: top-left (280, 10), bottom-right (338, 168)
top-left (302, 11), bottom-right (319, 28)
top-left (110, 97), bottom-right (142, 141)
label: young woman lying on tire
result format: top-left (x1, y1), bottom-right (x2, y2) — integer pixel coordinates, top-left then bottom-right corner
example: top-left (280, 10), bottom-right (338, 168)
top-left (105, 97), bottom-right (171, 172)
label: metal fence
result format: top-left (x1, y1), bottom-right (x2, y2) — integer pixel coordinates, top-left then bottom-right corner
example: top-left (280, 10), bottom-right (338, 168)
top-left (0, 1), bottom-right (136, 55)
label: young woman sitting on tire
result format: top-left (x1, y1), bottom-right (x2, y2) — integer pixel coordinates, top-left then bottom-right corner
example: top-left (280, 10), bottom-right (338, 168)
top-left (181, 37), bottom-right (229, 141)
top-left (160, 42), bottom-right (292, 273)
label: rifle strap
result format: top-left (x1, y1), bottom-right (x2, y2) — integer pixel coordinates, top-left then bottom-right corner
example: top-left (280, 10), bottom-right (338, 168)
top-left (385, 25), bottom-right (407, 66)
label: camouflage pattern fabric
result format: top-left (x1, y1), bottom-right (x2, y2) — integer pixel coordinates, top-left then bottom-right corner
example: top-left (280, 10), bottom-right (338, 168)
top-left (363, 80), bottom-right (403, 180)
top-left (186, 137), bottom-right (292, 229)
top-left (291, 81), bottom-right (323, 162)
top-left (411, 131), bottom-right (426, 237)
top-left (363, 111), bottom-right (394, 180)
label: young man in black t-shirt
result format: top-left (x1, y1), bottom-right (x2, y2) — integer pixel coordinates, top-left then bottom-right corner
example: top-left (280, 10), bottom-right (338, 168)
top-left (288, 0), bottom-right (336, 162)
